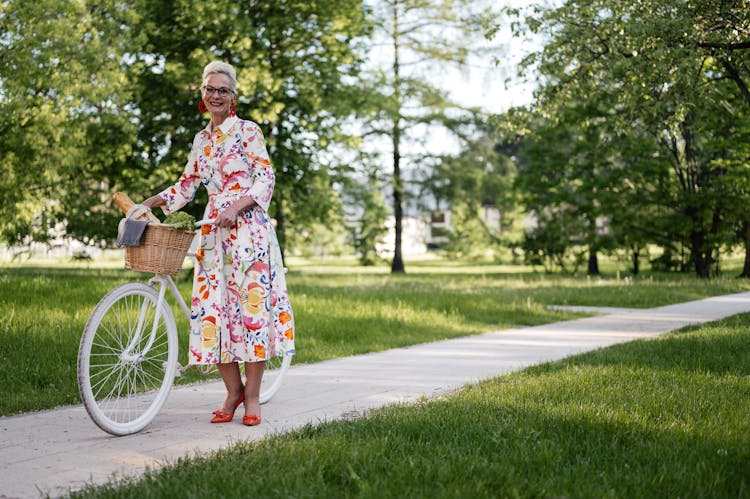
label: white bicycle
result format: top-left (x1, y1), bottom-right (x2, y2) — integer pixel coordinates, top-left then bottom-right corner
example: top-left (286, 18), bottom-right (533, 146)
top-left (77, 216), bottom-right (291, 436)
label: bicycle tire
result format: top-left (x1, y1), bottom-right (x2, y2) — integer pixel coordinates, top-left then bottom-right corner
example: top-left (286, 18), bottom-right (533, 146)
top-left (260, 353), bottom-right (292, 404)
top-left (77, 282), bottom-right (178, 436)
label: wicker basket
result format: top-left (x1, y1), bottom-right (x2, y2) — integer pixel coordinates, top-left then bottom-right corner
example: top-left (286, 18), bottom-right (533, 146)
top-left (125, 224), bottom-right (195, 275)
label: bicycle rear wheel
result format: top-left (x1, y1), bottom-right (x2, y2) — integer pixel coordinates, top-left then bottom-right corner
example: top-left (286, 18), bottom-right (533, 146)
top-left (260, 353), bottom-right (292, 404)
top-left (78, 282), bottom-right (178, 436)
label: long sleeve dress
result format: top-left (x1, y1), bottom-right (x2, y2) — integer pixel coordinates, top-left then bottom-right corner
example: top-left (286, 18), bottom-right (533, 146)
top-left (157, 115), bottom-right (295, 365)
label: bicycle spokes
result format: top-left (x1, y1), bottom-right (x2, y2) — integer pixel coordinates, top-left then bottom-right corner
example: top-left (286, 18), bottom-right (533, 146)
top-left (78, 283), bottom-right (178, 436)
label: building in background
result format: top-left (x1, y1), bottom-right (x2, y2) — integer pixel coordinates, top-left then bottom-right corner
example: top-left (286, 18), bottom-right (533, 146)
top-left (376, 204), bottom-right (503, 258)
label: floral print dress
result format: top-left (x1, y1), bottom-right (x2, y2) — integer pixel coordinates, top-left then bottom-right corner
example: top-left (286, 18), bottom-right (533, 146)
top-left (158, 115), bottom-right (295, 365)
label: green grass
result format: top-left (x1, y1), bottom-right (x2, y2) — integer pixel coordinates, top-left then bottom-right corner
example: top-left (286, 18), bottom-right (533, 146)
top-left (2, 257), bottom-right (750, 415)
top-left (68, 312), bottom-right (750, 498)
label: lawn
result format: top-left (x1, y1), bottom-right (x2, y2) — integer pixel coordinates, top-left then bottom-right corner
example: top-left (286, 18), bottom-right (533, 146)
top-left (3, 255), bottom-right (749, 497)
top-left (2, 256), bottom-right (750, 416)
top-left (69, 310), bottom-right (750, 498)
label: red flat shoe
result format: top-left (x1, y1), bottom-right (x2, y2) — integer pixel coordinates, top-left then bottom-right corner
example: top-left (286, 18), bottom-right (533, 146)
top-left (210, 394), bottom-right (245, 423)
top-left (242, 414), bottom-right (261, 426)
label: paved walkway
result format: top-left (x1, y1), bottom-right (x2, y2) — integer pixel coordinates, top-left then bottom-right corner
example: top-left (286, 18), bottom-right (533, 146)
top-left (3, 291), bottom-right (750, 498)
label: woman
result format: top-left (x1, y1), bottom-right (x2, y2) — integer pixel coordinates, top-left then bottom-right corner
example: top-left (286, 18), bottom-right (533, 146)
top-left (142, 61), bottom-right (295, 426)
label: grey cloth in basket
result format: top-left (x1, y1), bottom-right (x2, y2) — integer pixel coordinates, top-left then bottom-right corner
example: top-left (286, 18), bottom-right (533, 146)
top-left (116, 218), bottom-right (148, 247)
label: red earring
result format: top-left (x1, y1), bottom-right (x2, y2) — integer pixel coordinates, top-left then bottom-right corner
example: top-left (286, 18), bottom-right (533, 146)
top-left (230, 103), bottom-right (237, 117)
top-left (198, 100), bottom-right (208, 113)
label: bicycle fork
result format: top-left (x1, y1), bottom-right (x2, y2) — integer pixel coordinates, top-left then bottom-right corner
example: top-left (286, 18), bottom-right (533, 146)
top-left (143, 275), bottom-right (192, 377)
top-left (120, 279), bottom-right (169, 365)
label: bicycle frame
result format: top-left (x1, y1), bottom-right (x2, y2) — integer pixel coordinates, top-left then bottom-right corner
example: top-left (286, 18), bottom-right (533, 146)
top-left (132, 274), bottom-right (192, 377)
top-left (120, 277), bottom-right (166, 362)
top-left (129, 223), bottom-right (205, 376)
top-left (150, 274), bottom-right (192, 320)
top-left (137, 221), bottom-right (206, 376)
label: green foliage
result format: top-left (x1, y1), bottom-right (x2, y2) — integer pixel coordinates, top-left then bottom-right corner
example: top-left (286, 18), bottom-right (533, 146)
top-left (496, 1), bottom-right (750, 278)
top-left (427, 129), bottom-right (525, 262)
top-left (0, 0), bottom-right (141, 246)
top-left (7, 0), bottom-right (748, 277)
top-left (522, 209), bottom-right (586, 273)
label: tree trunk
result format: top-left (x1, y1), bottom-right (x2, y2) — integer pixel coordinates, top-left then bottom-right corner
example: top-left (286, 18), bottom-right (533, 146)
top-left (688, 203), bottom-right (721, 278)
top-left (740, 221), bottom-right (750, 278)
top-left (587, 250), bottom-right (599, 276)
top-left (390, 1), bottom-right (405, 273)
top-left (586, 215), bottom-right (599, 275)
top-left (391, 119), bottom-right (404, 273)
top-left (631, 247), bottom-right (640, 276)
top-left (680, 124), bottom-right (713, 279)
top-left (690, 229), bottom-right (711, 278)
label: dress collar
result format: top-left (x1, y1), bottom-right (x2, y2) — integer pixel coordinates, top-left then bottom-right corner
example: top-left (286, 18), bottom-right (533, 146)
top-left (218, 115), bottom-right (239, 135)
top-left (201, 115), bottom-right (239, 138)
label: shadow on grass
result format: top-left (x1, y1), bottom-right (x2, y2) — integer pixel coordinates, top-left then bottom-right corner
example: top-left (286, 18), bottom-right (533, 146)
top-left (288, 396), bottom-right (749, 497)
top-left (74, 359), bottom-right (750, 498)
top-left (52, 268), bottom-right (750, 497)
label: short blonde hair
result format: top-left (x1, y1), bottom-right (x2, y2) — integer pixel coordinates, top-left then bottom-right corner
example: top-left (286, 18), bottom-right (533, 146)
top-left (202, 61), bottom-right (237, 94)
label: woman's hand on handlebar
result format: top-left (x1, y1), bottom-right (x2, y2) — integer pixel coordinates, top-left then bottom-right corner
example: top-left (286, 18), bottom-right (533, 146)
top-left (142, 195), bottom-right (165, 209)
top-left (214, 206), bottom-right (239, 228)
top-left (214, 198), bottom-right (257, 228)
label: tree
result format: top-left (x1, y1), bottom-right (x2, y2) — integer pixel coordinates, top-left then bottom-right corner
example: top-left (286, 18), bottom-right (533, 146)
top-left (360, 0), bottom-right (486, 272)
top-left (421, 128), bottom-right (522, 261)
top-left (0, 0), bottom-right (140, 245)
top-left (346, 161), bottom-right (389, 265)
top-left (0, 0), bottom-right (372, 254)
top-left (499, 0), bottom-right (750, 277)
top-left (131, 0), bottom-right (372, 254)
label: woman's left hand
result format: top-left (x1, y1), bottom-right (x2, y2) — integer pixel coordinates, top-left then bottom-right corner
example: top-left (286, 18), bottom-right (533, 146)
top-left (214, 198), bottom-right (256, 228)
top-left (214, 206), bottom-right (239, 228)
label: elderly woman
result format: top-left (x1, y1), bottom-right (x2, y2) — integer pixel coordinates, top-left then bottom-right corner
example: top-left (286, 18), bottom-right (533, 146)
top-left (143, 61), bottom-right (295, 426)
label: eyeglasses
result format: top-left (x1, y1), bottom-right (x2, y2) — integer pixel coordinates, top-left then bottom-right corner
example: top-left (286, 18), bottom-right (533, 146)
top-left (202, 85), bottom-right (233, 97)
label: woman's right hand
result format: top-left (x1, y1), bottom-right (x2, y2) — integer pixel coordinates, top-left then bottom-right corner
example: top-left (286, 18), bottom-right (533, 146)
top-left (142, 195), bottom-right (165, 209)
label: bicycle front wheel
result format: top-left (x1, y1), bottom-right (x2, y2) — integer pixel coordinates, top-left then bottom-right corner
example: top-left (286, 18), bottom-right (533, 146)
top-left (78, 282), bottom-right (178, 436)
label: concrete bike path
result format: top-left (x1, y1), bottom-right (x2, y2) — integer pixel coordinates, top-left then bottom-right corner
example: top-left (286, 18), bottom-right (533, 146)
top-left (3, 291), bottom-right (750, 498)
